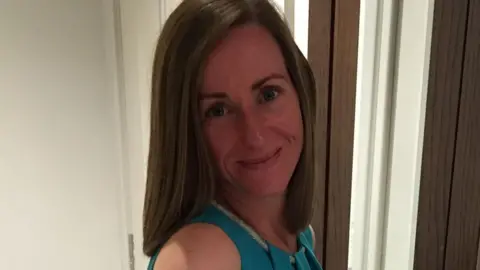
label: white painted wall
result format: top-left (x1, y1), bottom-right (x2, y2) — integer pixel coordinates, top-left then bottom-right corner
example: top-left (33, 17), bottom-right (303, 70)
top-left (0, 1), bottom-right (129, 269)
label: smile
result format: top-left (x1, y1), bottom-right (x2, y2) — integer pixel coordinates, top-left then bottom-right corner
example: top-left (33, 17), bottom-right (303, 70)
top-left (238, 148), bottom-right (282, 169)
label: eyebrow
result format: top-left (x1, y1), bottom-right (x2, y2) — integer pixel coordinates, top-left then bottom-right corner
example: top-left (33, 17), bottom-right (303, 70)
top-left (251, 73), bottom-right (286, 90)
top-left (199, 92), bottom-right (228, 100)
top-left (199, 73), bottom-right (286, 100)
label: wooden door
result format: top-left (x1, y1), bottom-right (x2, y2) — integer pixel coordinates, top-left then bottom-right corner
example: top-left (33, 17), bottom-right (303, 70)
top-left (308, 0), bottom-right (360, 269)
top-left (414, 0), bottom-right (480, 269)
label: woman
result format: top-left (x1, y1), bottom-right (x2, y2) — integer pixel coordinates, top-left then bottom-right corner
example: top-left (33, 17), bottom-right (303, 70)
top-left (143, 0), bottom-right (321, 269)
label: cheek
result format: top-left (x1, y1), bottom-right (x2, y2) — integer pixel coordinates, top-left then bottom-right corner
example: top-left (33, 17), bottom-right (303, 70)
top-left (203, 122), bottom-right (236, 164)
top-left (272, 94), bottom-right (304, 138)
top-left (285, 101), bottom-right (303, 128)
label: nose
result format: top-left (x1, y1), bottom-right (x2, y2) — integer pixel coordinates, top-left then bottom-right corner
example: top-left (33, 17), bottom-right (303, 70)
top-left (237, 111), bottom-right (265, 149)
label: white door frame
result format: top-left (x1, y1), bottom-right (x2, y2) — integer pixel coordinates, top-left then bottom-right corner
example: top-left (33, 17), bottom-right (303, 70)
top-left (111, 0), bottom-right (162, 269)
top-left (102, 0), bottom-right (133, 269)
top-left (381, 0), bottom-right (435, 269)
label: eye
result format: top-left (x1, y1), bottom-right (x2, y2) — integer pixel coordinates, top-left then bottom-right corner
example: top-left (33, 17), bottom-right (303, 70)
top-left (205, 103), bottom-right (228, 118)
top-left (259, 86), bottom-right (279, 103)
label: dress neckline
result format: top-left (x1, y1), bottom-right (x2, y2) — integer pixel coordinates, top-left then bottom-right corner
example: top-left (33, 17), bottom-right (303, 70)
top-left (212, 201), bottom-right (304, 264)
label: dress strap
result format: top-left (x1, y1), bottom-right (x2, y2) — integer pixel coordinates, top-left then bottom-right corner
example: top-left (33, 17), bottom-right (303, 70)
top-left (147, 250), bottom-right (159, 270)
top-left (191, 204), bottom-right (273, 269)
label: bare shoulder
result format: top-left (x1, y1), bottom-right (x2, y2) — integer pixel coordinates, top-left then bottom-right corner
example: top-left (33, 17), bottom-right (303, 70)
top-left (153, 223), bottom-right (241, 270)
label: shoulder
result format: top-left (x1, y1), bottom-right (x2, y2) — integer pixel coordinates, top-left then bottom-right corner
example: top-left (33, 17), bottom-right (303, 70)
top-left (152, 223), bottom-right (241, 270)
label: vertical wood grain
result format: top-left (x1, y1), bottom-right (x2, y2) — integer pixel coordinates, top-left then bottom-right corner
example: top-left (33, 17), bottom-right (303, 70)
top-left (477, 229), bottom-right (480, 270)
top-left (325, 0), bottom-right (359, 269)
top-left (308, 0), bottom-right (360, 268)
top-left (413, 0), bottom-right (470, 268)
top-left (308, 0), bottom-right (333, 264)
top-left (443, 0), bottom-right (480, 268)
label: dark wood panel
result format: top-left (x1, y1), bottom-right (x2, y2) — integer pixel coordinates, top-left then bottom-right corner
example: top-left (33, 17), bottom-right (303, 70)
top-left (308, 0), bottom-right (359, 267)
top-left (477, 231), bottom-right (480, 270)
top-left (413, 0), bottom-right (470, 269)
top-left (443, 0), bottom-right (480, 268)
top-left (324, 0), bottom-right (359, 269)
top-left (308, 0), bottom-right (333, 264)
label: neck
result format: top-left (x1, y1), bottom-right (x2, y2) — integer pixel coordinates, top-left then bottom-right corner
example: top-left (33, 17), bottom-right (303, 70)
top-left (217, 189), bottom-right (297, 252)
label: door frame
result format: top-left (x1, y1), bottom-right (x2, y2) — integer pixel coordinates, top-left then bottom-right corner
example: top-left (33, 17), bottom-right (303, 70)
top-left (381, 0), bottom-right (435, 269)
top-left (113, 0), bottom-right (163, 269)
top-left (308, 0), bottom-right (437, 269)
top-left (103, 0), bottom-right (134, 269)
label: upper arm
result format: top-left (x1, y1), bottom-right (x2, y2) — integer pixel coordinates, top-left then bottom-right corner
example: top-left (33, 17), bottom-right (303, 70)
top-left (153, 223), bottom-right (241, 270)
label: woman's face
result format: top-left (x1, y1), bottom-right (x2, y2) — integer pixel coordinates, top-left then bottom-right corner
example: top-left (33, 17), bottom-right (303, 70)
top-left (200, 24), bottom-right (303, 198)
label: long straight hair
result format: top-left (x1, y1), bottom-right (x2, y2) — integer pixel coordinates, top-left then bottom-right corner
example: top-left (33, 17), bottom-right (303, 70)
top-left (143, 0), bottom-right (318, 256)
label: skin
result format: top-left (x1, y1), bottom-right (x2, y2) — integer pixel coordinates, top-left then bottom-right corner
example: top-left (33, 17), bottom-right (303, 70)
top-left (155, 24), bottom-right (303, 269)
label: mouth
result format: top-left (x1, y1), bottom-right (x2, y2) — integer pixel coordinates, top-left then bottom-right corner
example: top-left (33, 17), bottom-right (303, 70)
top-left (238, 148), bottom-right (282, 169)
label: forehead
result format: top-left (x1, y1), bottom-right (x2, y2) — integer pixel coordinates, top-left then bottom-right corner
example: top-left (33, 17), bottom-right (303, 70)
top-left (202, 24), bottom-right (287, 93)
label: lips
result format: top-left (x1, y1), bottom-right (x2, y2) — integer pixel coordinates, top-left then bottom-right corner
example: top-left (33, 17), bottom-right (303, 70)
top-left (238, 148), bottom-right (282, 169)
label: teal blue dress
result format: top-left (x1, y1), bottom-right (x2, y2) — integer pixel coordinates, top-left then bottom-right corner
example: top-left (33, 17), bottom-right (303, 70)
top-left (148, 203), bottom-right (323, 270)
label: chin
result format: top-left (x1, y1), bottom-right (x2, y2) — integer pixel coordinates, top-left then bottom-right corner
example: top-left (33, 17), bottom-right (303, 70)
top-left (223, 146), bottom-right (301, 198)
top-left (236, 173), bottom-right (292, 198)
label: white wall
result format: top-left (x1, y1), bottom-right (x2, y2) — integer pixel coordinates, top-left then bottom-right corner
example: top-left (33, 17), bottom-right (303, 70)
top-left (0, 1), bottom-right (129, 269)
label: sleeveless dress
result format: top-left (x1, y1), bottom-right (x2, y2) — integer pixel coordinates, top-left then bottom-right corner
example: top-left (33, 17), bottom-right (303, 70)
top-left (147, 203), bottom-right (324, 270)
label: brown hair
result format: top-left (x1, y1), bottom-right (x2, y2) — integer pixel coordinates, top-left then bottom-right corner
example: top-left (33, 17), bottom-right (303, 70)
top-left (143, 0), bottom-right (318, 256)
